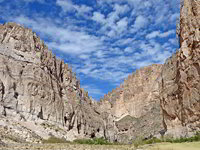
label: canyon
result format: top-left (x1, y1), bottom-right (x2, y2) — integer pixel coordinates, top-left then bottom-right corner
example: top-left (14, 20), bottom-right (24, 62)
top-left (0, 0), bottom-right (200, 145)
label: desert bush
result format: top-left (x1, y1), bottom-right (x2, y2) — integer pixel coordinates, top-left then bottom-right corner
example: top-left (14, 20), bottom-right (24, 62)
top-left (133, 132), bottom-right (200, 148)
top-left (143, 137), bottom-right (162, 144)
top-left (42, 136), bottom-right (70, 143)
top-left (73, 138), bottom-right (114, 145)
top-left (166, 132), bottom-right (200, 143)
top-left (133, 137), bottom-right (162, 148)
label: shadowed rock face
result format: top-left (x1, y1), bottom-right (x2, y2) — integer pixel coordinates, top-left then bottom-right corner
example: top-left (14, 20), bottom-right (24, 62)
top-left (159, 0), bottom-right (200, 137)
top-left (100, 64), bottom-right (165, 143)
top-left (0, 22), bottom-right (105, 142)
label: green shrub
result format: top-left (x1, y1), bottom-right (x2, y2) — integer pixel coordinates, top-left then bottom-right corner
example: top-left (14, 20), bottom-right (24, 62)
top-left (73, 138), bottom-right (113, 145)
top-left (133, 139), bottom-right (144, 148)
top-left (163, 132), bottom-right (200, 143)
top-left (133, 132), bottom-right (200, 148)
top-left (133, 137), bottom-right (162, 148)
top-left (143, 137), bottom-right (162, 144)
top-left (42, 136), bottom-right (70, 143)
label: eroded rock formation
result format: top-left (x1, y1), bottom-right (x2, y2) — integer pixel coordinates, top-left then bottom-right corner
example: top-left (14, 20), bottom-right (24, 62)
top-left (0, 22), bottom-right (104, 143)
top-left (100, 64), bottom-right (165, 142)
top-left (159, 0), bottom-right (200, 137)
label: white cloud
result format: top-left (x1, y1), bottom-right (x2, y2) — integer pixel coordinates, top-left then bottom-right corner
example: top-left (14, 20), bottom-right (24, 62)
top-left (56, 0), bottom-right (75, 12)
top-left (168, 38), bottom-right (178, 46)
top-left (113, 4), bottom-right (129, 14)
top-left (92, 3), bottom-right (130, 37)
top-left (115, 38), bottom-right (135, 46)
top-left (107, 30), bottom-right (116, 37)
top-left (116, 17), bottom-right (128, 33)
top-left (79, 54), bottom-right (90, 60)
top-left (159, 30), bottom-right (175, 38)
top-left (146, 30), bottom-right (175, 39)
top-left (94, 50), bottom-right (106, 58)
top-left (146, 31), bottom-right (160, 39)
top-left (56, 0), bottom-right (92, 15)
top-left (170, 13), bottom-right (179, 22)
top-left (132, 15), bottom-right (148, 30)
top-left (13, 16), bottom-right (104, 55)
top-left (75, 5), bottom-right (93, 14)
top-left (82, 85), bottom-right (104, 96)
top-left (124, 47), bottom-right (133, 53)
top-left (92, 12), bottom-right (106, 24)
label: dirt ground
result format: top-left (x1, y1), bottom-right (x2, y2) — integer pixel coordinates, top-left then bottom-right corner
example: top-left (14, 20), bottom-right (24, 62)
top-left (0, 142), bottom-right (200, 150)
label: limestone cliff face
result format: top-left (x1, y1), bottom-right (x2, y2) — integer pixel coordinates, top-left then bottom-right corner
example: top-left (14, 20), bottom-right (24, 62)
top-left (159, 0), bottom-right (200, 137)
top-left (100, 64), bottom-right (164, 142)
top-left (0, 22), bottom-right (104, 143)
top-left (99, 0), bottom-right (200, 142)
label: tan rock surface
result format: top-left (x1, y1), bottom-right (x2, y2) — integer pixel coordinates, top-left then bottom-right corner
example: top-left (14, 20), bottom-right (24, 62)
top-left (100, 64), bottom-right (164, 142)
top-left (159, 0), bottom-right (200, 137)
top-left (0, 22), bottom-right (105, 143)
top-left (100, 0), bottom-right (200, 142)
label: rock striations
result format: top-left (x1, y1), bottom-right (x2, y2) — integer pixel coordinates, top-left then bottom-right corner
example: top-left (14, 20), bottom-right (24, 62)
top-left (0, 22), bottom-right (104, 143)
top-left (99, 64), bottom-right (164, 143)
top-left (159, 0), bottom-right (200, 137)
top-left (0, 0), bottom-right (200, 145)
top-left (99, 0), bottom-right (200, 142)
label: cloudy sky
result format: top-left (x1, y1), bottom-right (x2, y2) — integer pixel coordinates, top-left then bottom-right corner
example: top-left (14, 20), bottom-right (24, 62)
top-left (0, 0), bottom-right (180, 100)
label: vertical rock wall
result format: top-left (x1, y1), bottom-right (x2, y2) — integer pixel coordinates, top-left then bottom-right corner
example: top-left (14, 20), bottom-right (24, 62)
top-left (0, 22), bottom-right (105, 142)
top-left (159, 0), bottom-right (200, 137)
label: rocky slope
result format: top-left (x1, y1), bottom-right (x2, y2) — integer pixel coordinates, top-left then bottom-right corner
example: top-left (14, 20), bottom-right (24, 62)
top-left (0, 22), bottom-right (105, 143)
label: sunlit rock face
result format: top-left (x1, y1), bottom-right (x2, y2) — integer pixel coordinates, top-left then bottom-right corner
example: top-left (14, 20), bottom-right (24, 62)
top-left (0, 22), bottom-right (105, 143)
top-left (159, 0), bottom-right (200, 137)
top-left (100, 64), bottom-right (165, 143)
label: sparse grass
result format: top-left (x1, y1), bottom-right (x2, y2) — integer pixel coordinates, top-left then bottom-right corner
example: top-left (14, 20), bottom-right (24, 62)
top-left (133, 137), bottom-right (162, 148)
top-left (43, 137), bottom-right (115, 145)
top-left (164, 132), bottom-right (200, 143)
top-left (73, 137), bottom-right (116, 145)
top-left (133, 132), bottom-right (200, 148)
top-left (42, 136), bottom-right (70, 144)
top-left (3, 135), bottom-right (25, 143)
top-left (149, 141), bottom-right (200, 150)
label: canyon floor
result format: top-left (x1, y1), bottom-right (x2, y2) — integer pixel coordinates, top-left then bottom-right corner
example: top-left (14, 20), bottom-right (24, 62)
top-left (0, 142), bottom-right (200, 150)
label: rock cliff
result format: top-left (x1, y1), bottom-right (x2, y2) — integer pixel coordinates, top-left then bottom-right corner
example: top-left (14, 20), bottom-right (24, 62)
top-left (159, 0), bottom-right (200, 137)
top-left (0, 22), bottom-right (104, 143)
top-left (99, 0), bottom-right (200, 142)
top-left (100, 64), bottom-right (164, 142)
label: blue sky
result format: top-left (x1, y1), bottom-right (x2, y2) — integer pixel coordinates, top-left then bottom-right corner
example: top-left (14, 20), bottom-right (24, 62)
top-left (0, 0), bottom-right (180, 100)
